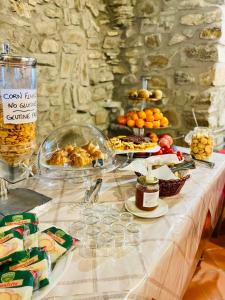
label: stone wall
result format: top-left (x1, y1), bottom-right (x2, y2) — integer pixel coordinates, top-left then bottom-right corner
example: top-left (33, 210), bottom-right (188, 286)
top-left (0, 0), bottom-right (120, 143)
top-left (106, 0), bottom-right (225, 148)
top-left (0, 0), bottom-right (225, 148)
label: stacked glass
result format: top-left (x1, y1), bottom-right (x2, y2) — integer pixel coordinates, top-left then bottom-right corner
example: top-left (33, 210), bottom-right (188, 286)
top-left (69, 204), bottom-right (141, 258)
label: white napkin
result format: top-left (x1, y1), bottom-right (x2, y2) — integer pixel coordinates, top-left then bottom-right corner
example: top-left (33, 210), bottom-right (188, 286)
top-left (146, 154), bottom-right (180, 165)
top-left (121, 159), bottom-right (177, 180)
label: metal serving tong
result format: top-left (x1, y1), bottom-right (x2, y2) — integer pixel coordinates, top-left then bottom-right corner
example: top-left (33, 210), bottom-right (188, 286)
top-left (182, 153), bottom-right (215, 169)
top-left (170, 160), bottom-right (196, 173)
top-left (84, 178), bottom-right (103, 204)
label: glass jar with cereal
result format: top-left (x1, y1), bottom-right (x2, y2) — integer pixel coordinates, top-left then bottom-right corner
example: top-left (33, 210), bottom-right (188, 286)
top-left (190, 127), bottom-right (214, 160)
top-left (0, 44), bottom-right (37, 180)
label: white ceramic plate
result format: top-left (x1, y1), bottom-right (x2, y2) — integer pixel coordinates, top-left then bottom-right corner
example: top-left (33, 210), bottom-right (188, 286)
top-left (125, 196), bottom-right (168, 219)
top-left (32, 224), bottom-right (75, 300)
top-left (114, 145), bottom-right (160, 155)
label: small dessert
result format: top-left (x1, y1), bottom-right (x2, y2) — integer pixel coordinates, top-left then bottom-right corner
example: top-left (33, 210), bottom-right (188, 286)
top-left (151, 89), bottom-right (163, 99)
top-left (190, 130), bottom-right (213, 160)
top-left (128, 90), bottom-right (138, 99)
top-left (138, 89), bottom-right (150, 99)
top-left (108, 135), bottom-right (157, 151)
top-left (120, 136), bottom-right (151, 144)
top-left (47, 150), bottom-right (69, 166)
top-left (47, 142), bottom-right (105, 168)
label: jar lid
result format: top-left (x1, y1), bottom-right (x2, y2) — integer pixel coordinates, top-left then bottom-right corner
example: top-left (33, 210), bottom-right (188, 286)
top-left (0, 43), bottom-right (36, 67)
top-left (0, 54), bottom-right (36, 67)
top-left (137, 176), bottom-right (159, 186)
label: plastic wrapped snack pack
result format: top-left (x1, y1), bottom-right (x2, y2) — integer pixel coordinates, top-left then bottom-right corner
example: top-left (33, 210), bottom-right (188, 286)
top-left (0, 228), bottom-right (24, 261)
top-left (7, 247), bottom-right (50, 290)
top-left (39, 226), bottom-right (78, 264)
top-left (0, 270), bottom-right (35, 300)
top-left (0, 213), bottom-right (38, 229)
top-left (0, 224), bottom-right (38, 250)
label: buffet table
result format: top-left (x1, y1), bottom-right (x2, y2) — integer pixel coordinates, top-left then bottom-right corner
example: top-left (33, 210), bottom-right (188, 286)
top-left (23, 151), bottom-right (225, 300)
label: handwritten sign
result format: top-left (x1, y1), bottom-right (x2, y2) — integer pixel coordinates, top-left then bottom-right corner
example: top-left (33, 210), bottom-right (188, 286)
top-left (1, 89), bottom-right (37, 124)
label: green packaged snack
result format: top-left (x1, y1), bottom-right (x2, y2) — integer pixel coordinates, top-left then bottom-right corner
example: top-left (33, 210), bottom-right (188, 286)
top-left (0, 224), bottom-right (38, 250)
top-left (0, 270), bottom-right (35, 300)
top-left (0, 228), bottom-right (24, 261)
top-left (23, 224), bottom-right (39, 250)
top-left (39, 226), bottom-right (77, 263)
top-left (8, 248), bottom-right (50, 289)
top-left (0, 213), bottom-right (38, 229)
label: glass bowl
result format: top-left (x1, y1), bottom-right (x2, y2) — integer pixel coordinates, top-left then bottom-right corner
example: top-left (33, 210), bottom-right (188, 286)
top-left (38, 123), bottom-right (116, 179)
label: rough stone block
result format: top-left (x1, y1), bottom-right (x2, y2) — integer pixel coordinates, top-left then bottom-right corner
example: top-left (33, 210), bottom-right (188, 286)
top-left (63, 44), bottom-right (80, 53)
top-left (145, 34), bottom-right (161, 48)
top-left (95, 109), bottom-right (109, 125)
top-left (147, 76), bottom-right (168, 88)
top-left (61, 53), bottom-right (77, 78)
top-left (35, 21), bottom-right (57, 35)
top-left (35, 54), bottom-right (57, 66)
top-left (38, 66), bottom-right (58, 81)
top-left (61, 29), bottom-right (85, 45)
top-left (38, 81), bottom-right (61, 96)
top-left (78, 86), bottom-right (91, 104)
top-left (50, 107), bottom-right (64, 126)
top-left (103, 36), bottom-right (120, 49)
top-left (121, 74), bottom-right (138, 85)
top-left (168, 33), bottom-right (186, 46)
top-left (29, 38), bottom-right (39, 53)
top-left (63, 82), bottom-right (72, 105)
top-left (63, 8), bottom-right (70, 25)
top-left (200, 27), bottom-right (221, 39)
top-left (180, 10), bottom-right (221, 26)
top-left (147, 54), bottom-right (169, 68)
top-left (185, 45), bottom-right (217, 61)
top-left (45, 6), bottom-right (62, 18)
top-left (41, 39), bottom-right (59, 53)
top-left (70, 10), bottom-right (80, 25)
top-left (199, 68), bottom-right (214, 86)
top-left (38, 97), bottom-right (50, 112)
top-left (99, 69), bottom-right (114, 82)
top-left (174, 71), bottom-right (195, 85)
top-left (178, 0), bottom-right (204, 9)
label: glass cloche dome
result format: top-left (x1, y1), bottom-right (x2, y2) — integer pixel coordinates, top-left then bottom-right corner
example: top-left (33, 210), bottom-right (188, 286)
top-left (38, 124), bottom-right (115, 179)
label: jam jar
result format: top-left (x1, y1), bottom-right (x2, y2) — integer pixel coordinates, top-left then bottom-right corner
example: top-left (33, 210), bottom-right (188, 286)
top-left (135, 176), bottom-right (159, 211)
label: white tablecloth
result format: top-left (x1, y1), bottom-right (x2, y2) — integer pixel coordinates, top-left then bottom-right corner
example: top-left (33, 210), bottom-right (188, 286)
top-left (25, 152), bottom-right (225, 300)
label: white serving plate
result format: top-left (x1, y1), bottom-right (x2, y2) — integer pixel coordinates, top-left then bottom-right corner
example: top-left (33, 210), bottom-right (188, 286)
top-left (114, 145), bottom-right (160, 155)
top-left (32, 224), bottom-right (75, 300)
top-left (125, 196), bottom-right (168, 219)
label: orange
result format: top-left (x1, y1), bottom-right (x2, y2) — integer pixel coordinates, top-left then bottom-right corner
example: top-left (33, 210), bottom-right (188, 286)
top-left (144, 108), bottom-right (153, 115)
top-left (153, 112), bottom-right (163, 121)
top-left (151, 136), bottom-right (159, 143)
top-left (135, 119), bottom-right (145, 128)
top-left (146, 113), bottom-right (155, 122)
top-left (160, 117), bottom-right (169, 127)
top-left (153, 120), bottom-right (160, 128)
top-left (149, 132), bottom-right (157, 138)
top-left (127, 119), bottom-right (135, 127)
top-left (152, 108), bottom-right (161, 114)
top-left (117, 115), bottom-right (127, 125)
top-left (126, 115), bottom-right (133, 121)
top-left (144, 121), bottom-right (153, 128)
top-left (131, 113), bottom-right (139, 121)
top-left (126, 111), bottom-right (134, 117)
top-left (137, 111), bottom-right (146, 119)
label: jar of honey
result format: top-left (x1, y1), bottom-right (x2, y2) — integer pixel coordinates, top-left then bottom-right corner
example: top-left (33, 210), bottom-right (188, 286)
top-left (135, 176), bottom-right (159, 211)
